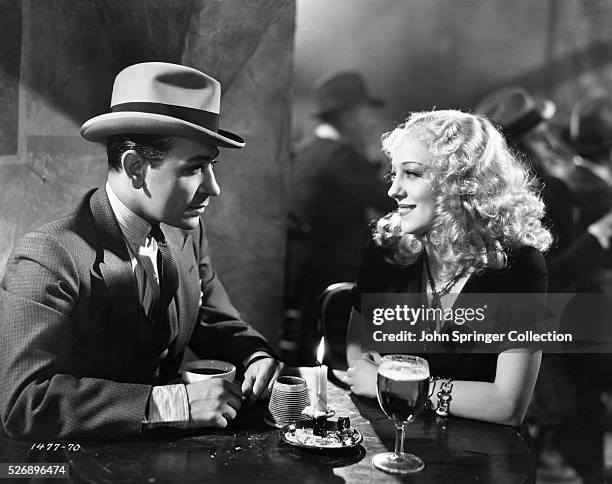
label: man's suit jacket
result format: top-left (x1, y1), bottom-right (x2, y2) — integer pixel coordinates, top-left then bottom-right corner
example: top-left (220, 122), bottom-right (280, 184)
top-left (291, 138), bottom-right (393, 280)
top-left (0, 187), bottom-right (272, 440)
top-left (540, 175), bottom-right (609, 292)
top-left (289, 138), bottom-right (394, 360)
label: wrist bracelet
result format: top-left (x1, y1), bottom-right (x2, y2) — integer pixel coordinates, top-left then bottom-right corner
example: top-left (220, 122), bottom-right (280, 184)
top-left (435, 378), bottom-right (453, 417)
top-left (425, 376), bottom-right (440, 411)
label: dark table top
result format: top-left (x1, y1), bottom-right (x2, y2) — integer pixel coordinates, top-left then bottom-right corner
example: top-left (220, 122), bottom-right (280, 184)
top-left (0, 368), bottom-right (533, 483)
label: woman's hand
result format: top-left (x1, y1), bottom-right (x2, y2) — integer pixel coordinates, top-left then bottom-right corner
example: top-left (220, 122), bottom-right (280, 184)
top-left (345, 357), bottom-right (379, 398)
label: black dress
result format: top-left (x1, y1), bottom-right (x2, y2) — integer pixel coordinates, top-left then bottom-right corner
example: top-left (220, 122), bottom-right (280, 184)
top-left (352, 241), bottom-right (548, 381)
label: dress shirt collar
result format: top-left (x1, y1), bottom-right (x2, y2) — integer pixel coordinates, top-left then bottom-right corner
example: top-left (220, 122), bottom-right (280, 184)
top-left (105, 182), bottom-right (152, 246)
top-left (314, 123), bottom-right (342, 142)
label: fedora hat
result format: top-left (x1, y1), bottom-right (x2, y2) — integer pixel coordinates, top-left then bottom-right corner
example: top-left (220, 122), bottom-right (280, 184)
top-left (314, 71), bottom-right (384, 117)
top-left (569, 93), bottom-right (612, 157)
top-left (475, 86), bottom-right (556, 139)
top-left (80, 62), bottom-right (244, 148)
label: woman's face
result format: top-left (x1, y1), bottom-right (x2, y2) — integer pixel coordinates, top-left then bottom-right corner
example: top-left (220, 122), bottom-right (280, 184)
top-left (387, 135), bottom-right (436, 236)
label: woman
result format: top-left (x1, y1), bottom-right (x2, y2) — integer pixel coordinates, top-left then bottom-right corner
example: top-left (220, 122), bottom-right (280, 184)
top-left (345, 110), bottom-right (551, 426)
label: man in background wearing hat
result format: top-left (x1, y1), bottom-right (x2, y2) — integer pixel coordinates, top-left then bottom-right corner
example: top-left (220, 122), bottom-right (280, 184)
top-left (477, 87), bottom-right (612, 482)
top-left (0, 62), bottom-right (279, 440)
top-left (567, 93), bottom-right (612, 267)
top-left (476, 86), bottom-right (612, 292)
top-left (288, 71), bottom-right (393, 365)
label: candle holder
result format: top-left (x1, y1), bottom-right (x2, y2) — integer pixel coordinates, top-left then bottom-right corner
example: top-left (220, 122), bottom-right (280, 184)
top-left (313, 416), bottom-right (327, 437)
top-left (301, 406), bottom-right (335, 436)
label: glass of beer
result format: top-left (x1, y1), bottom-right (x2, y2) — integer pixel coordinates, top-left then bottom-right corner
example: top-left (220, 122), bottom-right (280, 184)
top-left (372, 354), bottom-right (430, 474)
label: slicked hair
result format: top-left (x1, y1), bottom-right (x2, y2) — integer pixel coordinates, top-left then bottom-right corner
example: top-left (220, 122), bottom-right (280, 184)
top-left (106, 134), bottom-right (175, 171)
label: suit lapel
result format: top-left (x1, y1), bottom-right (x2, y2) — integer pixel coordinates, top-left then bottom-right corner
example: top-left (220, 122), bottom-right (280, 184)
top-left (89, 188), bottom-right (200, 359)
top-left (90, 188), bottom-right (140, 350)
top-left (162, 224), bottom-right (199, 353)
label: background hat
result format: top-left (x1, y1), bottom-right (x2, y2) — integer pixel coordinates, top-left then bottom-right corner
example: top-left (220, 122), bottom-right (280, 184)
top-left (474, 86), bottom-right (556, 139)
top-left (569, 93), bottom-right (612, 158)
top-left (314, 71), bottom-right (384, 117)
top-left (80, 62), bottom-right (245, 148)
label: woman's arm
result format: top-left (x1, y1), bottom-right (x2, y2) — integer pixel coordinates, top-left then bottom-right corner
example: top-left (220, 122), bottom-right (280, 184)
top-left (345, 307), bottom-right (381, 397)
top-left (345, 246), bottom-right (546, 425)
top-left (428, 349), bottom-right (541, 426)
top-left (347, 306), bottom-right (541, 425)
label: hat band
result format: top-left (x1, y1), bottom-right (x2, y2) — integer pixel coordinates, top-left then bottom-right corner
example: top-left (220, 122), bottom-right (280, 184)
top-left (111, 102), bottom-right (219, 132)
top-left (505, 109), bottom-right (544, 138)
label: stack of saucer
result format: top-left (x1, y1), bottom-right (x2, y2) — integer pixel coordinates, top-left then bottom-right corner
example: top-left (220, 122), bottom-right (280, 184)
top-left (264, 376), bottom-right (311, 428)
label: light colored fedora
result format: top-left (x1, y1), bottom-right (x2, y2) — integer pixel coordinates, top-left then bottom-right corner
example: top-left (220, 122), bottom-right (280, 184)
top-left (80, 62), bottom-right (245, 148)
top-left (475, 86), bottom-right (556, 139)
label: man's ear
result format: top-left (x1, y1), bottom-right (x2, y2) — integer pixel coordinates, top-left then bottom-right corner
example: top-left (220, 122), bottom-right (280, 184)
top-left (121, 150), bottom-right (146, 189)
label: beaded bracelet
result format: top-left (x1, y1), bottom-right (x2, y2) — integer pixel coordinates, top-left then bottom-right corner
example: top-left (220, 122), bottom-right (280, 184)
top-left (435, 378), bottom-right (454, 417)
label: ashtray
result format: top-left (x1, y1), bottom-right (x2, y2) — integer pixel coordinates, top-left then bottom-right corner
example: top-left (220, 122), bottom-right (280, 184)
top-left (280, 419), bottom-right (363, 451)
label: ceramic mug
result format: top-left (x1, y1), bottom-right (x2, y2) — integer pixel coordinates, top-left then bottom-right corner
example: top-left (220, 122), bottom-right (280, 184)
top-left (181, 359), bottom-right (236, 383)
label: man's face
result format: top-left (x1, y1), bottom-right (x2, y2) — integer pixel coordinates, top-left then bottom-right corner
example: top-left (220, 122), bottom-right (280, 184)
top-left (344, 104), bottom-right (386, 161)
top-left (140, 137), bottom-right (220, 230)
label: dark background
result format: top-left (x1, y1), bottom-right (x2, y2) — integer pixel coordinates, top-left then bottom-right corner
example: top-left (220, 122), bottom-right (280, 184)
top-left (293, 0), bottom-right (612, 143)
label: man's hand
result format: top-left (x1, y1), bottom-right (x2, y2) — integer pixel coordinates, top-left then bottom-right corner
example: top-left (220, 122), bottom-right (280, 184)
top-left (241, 357), bottom-right (282, 403)
top-left (185, 379), bottom-right (243, 428)
top-left (345, 358), bottom-right (379, 398)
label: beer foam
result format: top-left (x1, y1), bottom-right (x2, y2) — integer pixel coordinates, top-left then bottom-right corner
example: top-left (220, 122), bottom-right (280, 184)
top-left (378, 361), bottom-right (430, 381)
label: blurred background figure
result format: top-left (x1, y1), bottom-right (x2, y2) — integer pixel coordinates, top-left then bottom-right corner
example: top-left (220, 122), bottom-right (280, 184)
top-left (283, 71), bottom-right (394, 365)
top-left (476, 87), bottom-right (612, 292)
top-left (566, 93), bottom-right (612, 291)
top-left (477, 86), bottom-right (612, 483)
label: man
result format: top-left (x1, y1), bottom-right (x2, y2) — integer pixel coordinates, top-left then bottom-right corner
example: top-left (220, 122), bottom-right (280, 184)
top-left (475, 86), bottom-right (612, 291)
top-left (288, 71), bottom-right (394, 364)
top-left (476, 87), bottom-right (612, 483)
top-left (567, 93), bottom-right (612, 269)
top-left (0, 62), bottom-right (279, 440)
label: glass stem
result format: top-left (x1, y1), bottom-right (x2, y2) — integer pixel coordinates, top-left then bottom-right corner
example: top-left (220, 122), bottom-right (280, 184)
top-left (394, 423), bottom-right (406, 456)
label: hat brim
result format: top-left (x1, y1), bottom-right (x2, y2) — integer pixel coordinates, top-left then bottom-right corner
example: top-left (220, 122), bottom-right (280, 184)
top-left (80, 111), bottom-right (245, 148)
top-left (502, 98), bottom-right (556, 139)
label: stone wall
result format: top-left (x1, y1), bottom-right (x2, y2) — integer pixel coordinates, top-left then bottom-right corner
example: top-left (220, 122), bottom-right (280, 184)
top-left (0, 0), bottom-right (295, 347)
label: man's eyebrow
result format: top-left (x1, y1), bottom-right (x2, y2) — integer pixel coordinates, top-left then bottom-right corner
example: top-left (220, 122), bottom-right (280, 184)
top-left (400, 161), bottom-right (423, 166)
top-left (186, 149), bottom-right (220, 163)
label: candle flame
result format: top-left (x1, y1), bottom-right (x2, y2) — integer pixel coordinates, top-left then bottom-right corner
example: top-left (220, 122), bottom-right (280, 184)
top-left (316, 337), bottom-right (325, 364)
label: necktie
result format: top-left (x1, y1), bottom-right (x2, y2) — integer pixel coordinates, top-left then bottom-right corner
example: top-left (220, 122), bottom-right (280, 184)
top-left (149, 224), bottom-right (179, 327)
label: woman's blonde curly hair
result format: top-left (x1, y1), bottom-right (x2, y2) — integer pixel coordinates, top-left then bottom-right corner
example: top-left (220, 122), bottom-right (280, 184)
top-left (373, 109), bottom-right (552, 281)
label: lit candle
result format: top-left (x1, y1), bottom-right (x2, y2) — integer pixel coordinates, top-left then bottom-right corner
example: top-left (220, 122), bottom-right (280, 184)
top-left (314, 337), bottom-right (327, 413)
